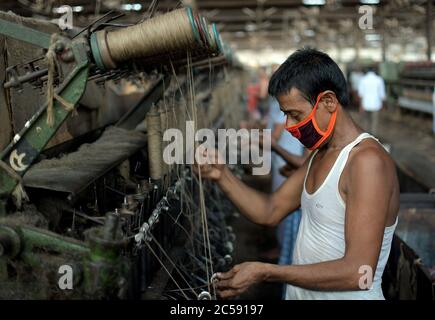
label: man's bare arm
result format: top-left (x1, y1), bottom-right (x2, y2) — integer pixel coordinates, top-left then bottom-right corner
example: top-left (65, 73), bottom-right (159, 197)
top-left (272, 123), bottom-right (285, 141)
top-left (216, 147), bottom-right (396, 296)
top-left (216, 161), bottom-right (307, 226)
top-left (272, 143), bottom-right (310, 168)
top-left (194, 147), bottom-right (309, 226)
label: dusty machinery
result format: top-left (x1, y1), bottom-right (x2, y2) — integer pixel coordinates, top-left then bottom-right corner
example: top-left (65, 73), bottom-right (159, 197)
top-left (0, 7), bottom-right (244, 299)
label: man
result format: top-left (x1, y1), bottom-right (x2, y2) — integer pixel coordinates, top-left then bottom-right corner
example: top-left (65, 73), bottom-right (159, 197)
top-left (246, 75), bottom-right (261, 121)
top-left (195, 48), bottom-right (399, 300)
top-left (349, 69), bottom-right (364, 108)
top-left (432, 87), bottom-right (435, 134)
top-left (258, 67), bottom-right (270, 117)
top-left (358, 67), bottom-right (386, 135)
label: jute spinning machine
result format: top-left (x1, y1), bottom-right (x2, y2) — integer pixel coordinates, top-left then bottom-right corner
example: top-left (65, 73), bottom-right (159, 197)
top-left (0, 6), bottom-right (244, 299)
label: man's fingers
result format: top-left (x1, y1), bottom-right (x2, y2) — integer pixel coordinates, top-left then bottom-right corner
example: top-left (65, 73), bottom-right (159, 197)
top-left (217, 288), bottom-right (244, 299)
top-left (216, 279), bottom-right (232, 289)
top-left (193, 163), bottom-right (211, 174)
top-left (216, 268), bottom-right (236, 280)
top-left (217, 289), bottom-right (237, 299)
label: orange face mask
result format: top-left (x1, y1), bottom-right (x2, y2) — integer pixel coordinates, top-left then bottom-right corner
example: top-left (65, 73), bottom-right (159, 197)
top-left (285, 93), bottom-right (337, 150)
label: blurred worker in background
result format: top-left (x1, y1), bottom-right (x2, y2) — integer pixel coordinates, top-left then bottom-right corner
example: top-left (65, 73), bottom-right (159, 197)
top-left (358, 67), bottom-right (386, 136)
top-left (349, 69), bottom-right (364, 109)
top-left (258, 67), bottom-right (270, 117)
top-left (246, 75), bottom-right (261, 122)
top-left (432, 87), bottom-right (435, 134)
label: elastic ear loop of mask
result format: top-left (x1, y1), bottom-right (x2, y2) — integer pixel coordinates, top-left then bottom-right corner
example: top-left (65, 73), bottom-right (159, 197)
top-left (309, 108), bottom-right (337, 150)
top-left (285, 92), bottom-right (338, 150)
top-left (286, 92), bottom-right (326, 132)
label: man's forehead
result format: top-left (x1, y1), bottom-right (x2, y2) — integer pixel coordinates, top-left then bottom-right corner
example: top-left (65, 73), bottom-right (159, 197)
top-left (277, 88), bottom-right (310, 111)
top-left (277, 88), bottom-right (306, 101)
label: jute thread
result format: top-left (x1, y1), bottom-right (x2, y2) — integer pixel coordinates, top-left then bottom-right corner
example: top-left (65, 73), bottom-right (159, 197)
top-left (146, 104), bottom-right (163, 180)
top-left (46, 34), bottom-right (75, 127)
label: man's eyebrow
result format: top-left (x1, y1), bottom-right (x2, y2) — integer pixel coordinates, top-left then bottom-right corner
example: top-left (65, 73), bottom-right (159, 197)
top-left (280, 107), bottom-right (299, 113)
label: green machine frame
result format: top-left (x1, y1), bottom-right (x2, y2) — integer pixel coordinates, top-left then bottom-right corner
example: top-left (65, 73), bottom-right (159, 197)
top-left (0, 17), bottom-right (132, 299)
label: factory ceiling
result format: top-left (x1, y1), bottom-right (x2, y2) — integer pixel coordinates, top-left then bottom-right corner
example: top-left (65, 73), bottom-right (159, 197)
top-left (2, 0), bottom-right (434, 51)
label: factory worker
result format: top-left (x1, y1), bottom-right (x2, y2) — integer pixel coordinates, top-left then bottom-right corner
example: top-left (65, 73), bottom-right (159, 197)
top-left (195, 48), bottom-right (399, 300)
top-left (358, 67), bottom-right (386, 136)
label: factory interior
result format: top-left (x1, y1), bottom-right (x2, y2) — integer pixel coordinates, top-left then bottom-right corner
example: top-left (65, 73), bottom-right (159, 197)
top-left (0, 0), bottom-right (433, 302)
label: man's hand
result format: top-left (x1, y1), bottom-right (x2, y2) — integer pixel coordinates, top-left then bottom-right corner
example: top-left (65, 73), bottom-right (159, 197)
top-left (215, 262), bottom-right (266, 298)
top-left (279, 164), bottom-right (296, 177)
top-left (193, 146), bottom-right (226, 181)
top-left (258, 130), bottom-right (276, 150)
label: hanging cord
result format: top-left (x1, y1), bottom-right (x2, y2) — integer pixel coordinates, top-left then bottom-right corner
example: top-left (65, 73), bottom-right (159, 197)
top-left (146, 105), bottom-right (164, 180)
top-left (164, 282), bottom-right (211, 293)
top-left (169, 58), bottom-right (192, 121)
top-left (45, 34), bottom-right (75, 127)
top-left (140, 0), bottom-right (159, 22)
top-left (186, 52), bottom-right (216, 297)
top-left (143, 240), bottom-right (190, 299)
top-left (145, 53), bottom-right (219, 298)
top-left (168, 57), bottom-right (197, 260)
top-left (149, 232), bottom-right (197, 297)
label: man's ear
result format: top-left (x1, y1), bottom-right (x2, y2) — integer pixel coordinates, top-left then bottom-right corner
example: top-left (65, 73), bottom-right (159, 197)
top-left (320, 91), bottom-right (339, 113)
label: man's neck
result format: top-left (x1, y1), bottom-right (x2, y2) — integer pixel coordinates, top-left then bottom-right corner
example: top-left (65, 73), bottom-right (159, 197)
top-left (324, 109), bottom-right (362, 151)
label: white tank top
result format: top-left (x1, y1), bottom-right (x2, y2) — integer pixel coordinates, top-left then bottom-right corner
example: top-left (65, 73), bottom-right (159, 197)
top-left (285, 133), bottom-right (398, 300)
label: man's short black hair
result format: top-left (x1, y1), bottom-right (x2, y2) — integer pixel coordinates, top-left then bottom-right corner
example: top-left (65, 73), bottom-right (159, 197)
top-left (268, 48), bottom-right (349, 107)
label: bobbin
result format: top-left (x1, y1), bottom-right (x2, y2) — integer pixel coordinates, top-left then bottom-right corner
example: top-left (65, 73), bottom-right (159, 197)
top-left (194, 12), bottom-right (206, 46)
top-left (207, 24), bottom-right (217, 51)
top-left (90, 29), bottom-right (117, 70)
top-left (186, 6), bottom-right (201, 45)
top-left (212, 24), bottom-right (224, 54)
top-left (90, 7), bottom-right (208, 70)
top-left (200, 16), bottom-right (213, 50)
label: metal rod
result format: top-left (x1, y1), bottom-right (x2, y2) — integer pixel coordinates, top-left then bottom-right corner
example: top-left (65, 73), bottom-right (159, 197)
top-left (4, 68), bottom-right (48, 89)
top-left (426, 0), bottom-right (433, 61)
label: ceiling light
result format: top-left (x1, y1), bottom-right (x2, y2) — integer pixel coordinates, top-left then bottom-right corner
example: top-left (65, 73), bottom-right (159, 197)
top-left (242, 7), bottom-right (256, 18)
top-left (52, 7), bottom-right (64, 14)
top-left (304, 29), bottom-right (316, 37)
top-left (360, 0), bottom-right (380, 4)
top-left (302, 0), bottom-right (326, 5)
top-left (365, 34), bottom-right (382, 41)
top-left (245, 23), bottom-right (257, 32)
top-left (72, 6), bottom-right (84, 13)
top-left (121, 3), bottom-right (142, 11)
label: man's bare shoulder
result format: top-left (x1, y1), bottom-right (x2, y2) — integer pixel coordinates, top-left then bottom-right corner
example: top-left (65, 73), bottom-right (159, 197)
top-left (345, 137), bottom-right (400, 225)
top-left (347, 138), bottom-right (396, 179)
